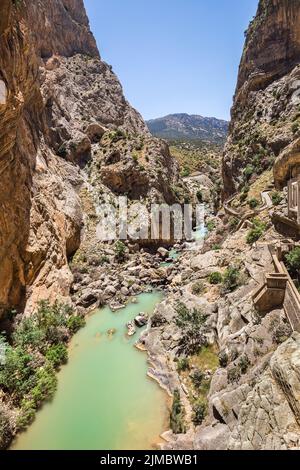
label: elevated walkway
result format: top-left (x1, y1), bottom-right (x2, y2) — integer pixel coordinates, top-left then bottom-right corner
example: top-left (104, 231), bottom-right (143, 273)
top-left (253, 244), bottom-right (300, 332)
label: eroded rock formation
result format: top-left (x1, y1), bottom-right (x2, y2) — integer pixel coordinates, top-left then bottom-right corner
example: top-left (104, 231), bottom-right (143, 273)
top-left (0, 0), bottom-right (180, 318)
top-left (223, 0), bottom-right (300, 198)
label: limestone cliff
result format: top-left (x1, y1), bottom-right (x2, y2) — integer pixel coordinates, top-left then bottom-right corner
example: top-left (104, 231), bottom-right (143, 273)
top-left (0, 0), bottom-right (181, 318)
top-left (223, 0), bottom-right (300, 198)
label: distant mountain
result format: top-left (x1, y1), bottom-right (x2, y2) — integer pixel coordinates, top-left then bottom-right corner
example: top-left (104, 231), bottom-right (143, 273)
top-left (146, 113), bottom-right (228, 143)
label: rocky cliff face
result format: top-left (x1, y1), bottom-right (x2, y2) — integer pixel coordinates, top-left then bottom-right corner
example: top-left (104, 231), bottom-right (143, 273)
top-left (223, 0), bottom-right (300, 198)
top-left (0, 0), bottom-right (180, 318)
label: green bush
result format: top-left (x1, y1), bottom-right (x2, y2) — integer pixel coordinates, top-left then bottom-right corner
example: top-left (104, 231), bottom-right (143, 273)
top-left (0, 406), bottom-right (13, 449)
top-left (191, 369), bottom-right (204, 389)
top-left (285, 247), bottom-right (300, 278)
top-left (271, 191), bottom-right (282, 206)
top-left (192, 400), bottom-right (207, 426)
top-left (0, 345), bottom-right (35, 400)
top-left (57, 143), bottom-right (67, 158)
top-left (30, 366), bottom-right (57, 408)
top-left (206, 220), bottom-right (215, 232)
top-left (181, 167), bottom-right (190, 177)
top-left (177, 357), bottom-right (190, 372)
top-left (227, 366), bottom-right (241, 384)
top-left (218, 351), bottom-right (228, 368)
top-left (175, 303), bottom-right (208, 355)
top-left (212, 244), bottom-right (221, 251)
top-left (209, 272), bottom-right (223, 285)
top-left (67, 315), bottom-right (86, 334)
top-left (243, 164), bottom-right (254, 180)
top-left (191, 281), bottom-right (205, 296)
top-left (229, 217), bottom-right (239, 231)
top-left (246, 219), bottom-right (266, 245)
top-left (238, 355), bottom-right (250, 374)
top-left (114, 241), bottom-right (126, 262)
top-left (46, 344), bottom-right (68, 369)
top-left (170, 389), bottom-right (186, 434)
top-left (248, 198), bottom-right (259, 209)
top-left (17, 400), bottom-right (36, 431)
top-left (223, 266), bottom-right (241, 292)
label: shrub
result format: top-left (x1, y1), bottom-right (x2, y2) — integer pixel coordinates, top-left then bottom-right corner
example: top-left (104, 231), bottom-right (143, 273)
top-left (192, 400), bottom-right (207, 426)
top-left (248, 198), bottom-right (259, 209)
top-left (229, 217), bottom-right (239, 231)
top-left (30, 366), bottom-right (57, 408)
top-left (212, 244), bottom-right (221, 251)
top-left (181, 167), bottom-right (190, 177)
top-left (67, 315), bottom-right (86, 334)
top-left (218, 351), bottom-right (228, 368)
top-left (243, 164), bottom-right (254, 180)
top-left (271, 191), bottom-right (282, 206)
top-left (57, 143), bottom-right (67, 158)
top-left (246, 218), bottom-right (266, 245)
top-left (0, 345), bottom-right (35, 400)
top-left (206, 220), bottom-right (215, 232)
top-left (238, 355), bottom-right (250, 374)
top-left (177, 357), bottom-right (190, 372)
top-left (17, 400), bottom-right (36, 430)
top-left (196, 190), bottom-right (203, 203)
top-left (114, 241), bottom-right (126, 262)
top-left (170, 389), bottom-right (186, 434)
top-left (13, 317), bottom-right (44, 349)
top-left (175, 303), bottom-right (208, 355)
top-left (191, 369), bottom-right (204, 389)
top-left (272, 323), bottom-right (292, 344)
top-left (209, 272), bottom-right (222, 285)
top-left (151, 312), bottom-right (167, 328)
top-left (191, 281), bottom-right (205, 296)
top-left (227, 366), bottom-right (241, 384)
top-left (46, 344), bottom-right (68, 369)
top-left (223, 266), bottom-right (241, 292)
top-left (110, 129), bottom-right (126, 143)
top-left (0, 406), bottom-right (13, 449)
top-left (285, 247), bottom-right (300, 278)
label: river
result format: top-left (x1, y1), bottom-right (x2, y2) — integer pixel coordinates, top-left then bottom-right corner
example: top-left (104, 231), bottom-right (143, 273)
top-left (11, 292), bottom-right (168, 450)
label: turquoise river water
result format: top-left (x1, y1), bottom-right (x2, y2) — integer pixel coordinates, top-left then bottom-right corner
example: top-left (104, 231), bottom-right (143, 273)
top-left (11, 292), bottom-right (169, 450)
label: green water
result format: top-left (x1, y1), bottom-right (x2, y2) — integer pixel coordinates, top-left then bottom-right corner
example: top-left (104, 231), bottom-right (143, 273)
top-left (11, 292), bottom-right (169, 450)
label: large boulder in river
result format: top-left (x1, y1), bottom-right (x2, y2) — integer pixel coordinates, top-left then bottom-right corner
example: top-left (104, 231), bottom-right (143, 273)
top-left (157, 247), bottom-right (169, 259)
top-left (134, 312), bottom-right (149, 327)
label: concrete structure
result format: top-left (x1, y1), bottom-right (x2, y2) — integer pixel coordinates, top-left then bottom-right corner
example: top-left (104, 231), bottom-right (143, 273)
top-left (253, 244), bottom-right (300, 332)
top-left (288, 177), bottom-right (300, 224)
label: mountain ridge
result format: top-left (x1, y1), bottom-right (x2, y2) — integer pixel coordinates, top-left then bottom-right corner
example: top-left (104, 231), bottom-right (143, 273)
top-left (147, 113), bottom-right (228, 143)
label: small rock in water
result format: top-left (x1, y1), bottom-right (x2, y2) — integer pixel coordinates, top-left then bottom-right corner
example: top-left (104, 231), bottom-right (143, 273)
top-left (126, 321), bottom-right (136, 336)
top-left (157, 247), bottom-right (169, 259)
top-left (110, 302), bottom-right (126, 312)
top-left (107, 328), bottom-right (116, 336)
top-left (134, 312), bottom-right (149, 327)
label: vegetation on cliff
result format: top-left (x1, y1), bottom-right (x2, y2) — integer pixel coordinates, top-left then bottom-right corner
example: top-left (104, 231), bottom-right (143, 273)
top-left (0, 301), bottom-right (85, 448)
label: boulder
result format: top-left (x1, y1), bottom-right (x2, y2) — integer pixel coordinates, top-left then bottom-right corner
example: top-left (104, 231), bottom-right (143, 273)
top-left (126, 321), bottom-right (136, 337)
top-left (134, 312), bottom-right (149, 327)
top-left (157, 247), bottom-right (169, 259)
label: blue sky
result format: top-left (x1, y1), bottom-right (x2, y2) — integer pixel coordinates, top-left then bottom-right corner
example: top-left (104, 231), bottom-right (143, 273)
top-left (84, 0), bottom-right (259, 121)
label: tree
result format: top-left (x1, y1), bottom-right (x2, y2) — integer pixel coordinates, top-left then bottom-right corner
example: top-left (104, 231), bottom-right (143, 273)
top-left (175, 303), bottom-right (208, 355)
